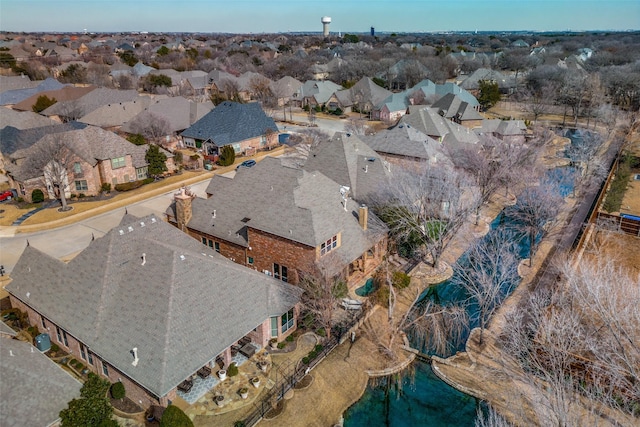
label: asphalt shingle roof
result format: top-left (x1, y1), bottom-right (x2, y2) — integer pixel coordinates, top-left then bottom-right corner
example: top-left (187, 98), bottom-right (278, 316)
top-left (0, 108), bottom-right (58, 130)
top-left (43, 88), bottom-right (140, 118)
top-left (363, 125), bottom-right (452, 166)
top-left (5, 214), bottom-right (302, 398)
top-left (0, 78), bottom-right (66, 106)
top-left (184, 157), bottom-right (387, 277)
top-left (180, 101), bottom-right (277, 146)
top-left (0, 338), bottom-right (82, 427)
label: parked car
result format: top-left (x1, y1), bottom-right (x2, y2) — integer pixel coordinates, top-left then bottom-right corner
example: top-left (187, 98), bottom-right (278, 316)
top-left (236, 160), bottom-right (256, 170)
top-left (0, 190), bottom-right (13, 202)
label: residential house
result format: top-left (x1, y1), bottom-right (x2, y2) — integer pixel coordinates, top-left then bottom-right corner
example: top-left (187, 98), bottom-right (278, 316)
top-left (270, 76), bottom-right (303, 107)
top-left (180, 101), bottom-right (278, 157)
top-left (166, 157), bottom-right (388, 286)
top-left (42, 88), bottom-right (141, 122)
top-left (475, 119), bottom-right (528, 145)
top-left (303, 132), bottom-right (391, 202)
top-left (398, 106), bottom-right (480, 149)
top-left (78, 98), bottom-right (153, 130)
top-left (363, 124), bottom-right (453, 169)
top-left (334, 77), bottom-right (392, 115)
top-left (0, 78), bottom-right (66, 107)
top-left (460, 68), bottom-right (516, 94)
top-left (378, 59), bottom-right (431, 90)
top-left (12, 85), bottom-right (96, 112)
top-left (5, 125), bottom-right (173, 201)
top-left (311, 56), bottom-right (345, 80)
top-left (431, 93), bottom-right (484, 128)
top-left (6, 213), bottom-right (302, 409)
top-left (0, 329), bottom-right (82, 426)
top-left (294, 80), bottom-right (343, 109)
top-left (122, 97), bottom-right (214, 149)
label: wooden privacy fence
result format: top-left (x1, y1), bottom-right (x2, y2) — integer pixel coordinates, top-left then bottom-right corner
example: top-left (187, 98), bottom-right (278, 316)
top-left (596, 212), bottom-right (640, 237)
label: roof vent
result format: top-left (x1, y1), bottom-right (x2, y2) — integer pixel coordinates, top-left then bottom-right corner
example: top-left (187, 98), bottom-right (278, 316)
top-left (140, 221), bottom-right (145, 227)
top-left (151, 217), bottom-right (157, 223)
top-left (131, 347), bottom-right (139, 366)
top-left (179, 255), bottom-right (186, 261)
top-left (346, 133), bottom-right (351, 137)
top-left (212, 210), bottom-right (216, 219)
top-left (141, 253), bottom-right (146, 266)
top-left (128, 226), bottom-right (134, 232)
top-left (119, 229), bottom-right (124, 235)
top-left (26, 292), bottom-right (30, 298)
top-left (241, 217), bottom-right (250, 223)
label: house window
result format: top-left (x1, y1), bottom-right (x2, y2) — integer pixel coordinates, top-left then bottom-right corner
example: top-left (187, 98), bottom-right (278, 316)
top-left (270, 316), bottom-right (278, 338)
top-left (274, 263), bottom-right (288, 282)
top-left (281, 309), bottom-right (294, 333)
top-left (214, 242), bottom-right (220, 253)
top-left (41, 315), bottom-right (46, 328)
top-left (111, 157), bottom-right (126, 169)
top-left (247, 256), bottom-right (254, 265)
top-left (201, 237), bottom-right (207, 245)
top-left (80, 344), bottom-right (86, 361)
top-left (102, 361), bottom-right (109, 376)
top-left (320, 235), bottom-right (338, 256)
top-left (232, 143), bottom-right (241, 154)
top-left (124, 174), bottom-right (130, 182)
top-left (56, 326), bottom-right (62, 343)
top-left (136, 167), bottom-right (148, 180)
top-left (73, 162), bottom-right (82, 174)
top-left (112, 177), bottom-right (118, 186)
top-left (208, 239), bottom-right (213, 248)
top-left (75, 180), bottom-right (88, 191)
top-left (260, 135), bottom-right (267, 146)
top-left (88, 352), bottom-right (94, 365)
top-left (62, 330), bottom-right (69, 347)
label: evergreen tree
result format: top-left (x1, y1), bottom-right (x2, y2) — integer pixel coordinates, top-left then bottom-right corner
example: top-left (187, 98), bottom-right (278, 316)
top-left (145, 144), bottom-right (168, 177)
top-left (32, 95), bottom-right (57, 113)
top-left (478, 80), bottom-right (501, 110)
top-left (59, 373), bottom-right (118, 427)
top-left (218, 145), bottom-right (236, 167)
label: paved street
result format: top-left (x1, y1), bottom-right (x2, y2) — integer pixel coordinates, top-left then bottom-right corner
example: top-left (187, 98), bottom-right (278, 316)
top-left (0, 178), bottom-right (213, 275)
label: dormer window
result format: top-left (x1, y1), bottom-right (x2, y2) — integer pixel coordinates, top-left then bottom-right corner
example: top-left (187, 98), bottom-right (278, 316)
top-left (321, 235), bottom-right (338, 256)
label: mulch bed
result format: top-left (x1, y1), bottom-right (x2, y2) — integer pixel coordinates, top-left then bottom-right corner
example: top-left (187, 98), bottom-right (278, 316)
top-left (263, 400), bottom-right (285, 420)
top-left (110, 395), bottom-right (143, 414)
top-left (294, 374), bottom-right (314, 390)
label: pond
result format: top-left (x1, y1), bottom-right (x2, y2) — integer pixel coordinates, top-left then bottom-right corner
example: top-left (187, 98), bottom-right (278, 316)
top-left (355, 278), bottom-right (375, 297)
top-left (344, 160), bottom-right (578, 426)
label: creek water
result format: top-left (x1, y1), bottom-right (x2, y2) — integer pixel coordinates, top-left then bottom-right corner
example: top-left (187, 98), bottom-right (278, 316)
top-left (344, 162), bottom-right (578, 426)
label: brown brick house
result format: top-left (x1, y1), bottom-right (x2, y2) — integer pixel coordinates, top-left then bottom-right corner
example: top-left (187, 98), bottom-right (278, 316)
top-left (5, 213), bottom-right (302, 409)
top-left (166, 157), bottom-right (388, 287)
top-left (4, 125), bottom-right (173, 202)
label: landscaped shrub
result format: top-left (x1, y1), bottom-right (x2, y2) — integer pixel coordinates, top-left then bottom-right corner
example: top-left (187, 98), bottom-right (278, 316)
top-left (314, 344), bottom-right (323, 353)
top-left (227, 362), bottom-right (239, 377)
top-left (392, 271), bottom-right (411, 289)
top-left (371, 286), bottom-right (390, 308)
top-left (110, 381), bottom-right (125, 399)
top-left (31, 189), bottom-right (44, 203)
top-left (277, 342), bottom-right (285, 349)
top-left (316, 328), bottom-right (326, 337)
top-left (285, 334), bottom-right (294, 342)
top-left (27, 326), bottom-right (39, 338)
top-left (114, 178), bottom-right (151, 192)
top-left (50, 343), bottom-right (60, 353)
top-left (159, 405), bottom-right (194, 427)
top-left (302, 356), bottom-right (310, 364)
top-left (78, 193), bottom-right (86, 199)
top-left (101, 183), bottom-right (111, 193)
top-left (218, 145), bottom-right (235, 167)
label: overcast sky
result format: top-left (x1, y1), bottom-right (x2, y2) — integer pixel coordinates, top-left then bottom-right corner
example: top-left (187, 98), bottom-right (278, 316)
top-left (1, 0), bottom-right (638, 33)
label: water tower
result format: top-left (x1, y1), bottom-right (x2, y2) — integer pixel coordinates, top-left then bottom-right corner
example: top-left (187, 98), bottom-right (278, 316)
top-left (321, 16), bottom-right (331, 37)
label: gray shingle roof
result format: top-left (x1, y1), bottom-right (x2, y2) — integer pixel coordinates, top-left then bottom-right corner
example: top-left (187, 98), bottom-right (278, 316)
top-left (0, 78), bottom-right (66, 106)
top-left (185, 157), bottom-right (387, 276)
top-left (78, 98), bottom-right (152, 128)
top-left (298, 80), bottom-right (343, 104)
top-left (43, 88), bottom-right (140, 118)
top-left (122, 97), bottom-right (213, 134)
top-left (5, 214), bottom-right (302, 398)
top-left (363, 125), bottom-right (452, 166)
top-left (303, 132), bottom-right (391, 201)
top-left (0, 338), bottom-right (82, 427)
top-left (0, 108), bottom-right (58, 130)
top-left (431, 93), bottom-right (483, 121)
top-left (335, 77), bottom-right (392, 110)
top-left (400, 107), bottom-right (480, 147)
top-left (1, 122), bottom-right (87, 158)
top-left (180, 101), bottom-right (277, 146)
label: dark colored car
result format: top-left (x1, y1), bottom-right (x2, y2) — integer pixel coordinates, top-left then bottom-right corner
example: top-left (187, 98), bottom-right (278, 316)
top-left (236, 160), bottom-right (256, 170)
top-left (0, 190), bottom-right (13, 202)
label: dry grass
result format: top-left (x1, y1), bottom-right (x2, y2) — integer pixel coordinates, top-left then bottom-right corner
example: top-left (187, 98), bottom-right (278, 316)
top-left (17, 170), bottom-right (208, 226)
top-left (0, 203), bottom-right (37, 226)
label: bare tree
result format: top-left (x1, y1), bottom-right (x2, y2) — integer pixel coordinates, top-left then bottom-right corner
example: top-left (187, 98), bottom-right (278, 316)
top-left (454, 230), bottom-right (520, 345)
top-left (369, 164), bottom-right (479, 270)
top-left (249, 75), bottom-right (273, 105)
top-left (23, 133), bottom-right (76, 211)
top-left (127, 112), bottom-right (172, 140)
top-left (57, 100), bottom-right (84, 123)
top-left (298, 270), bottom-right (348, 341)
top-left (343, 117), bottom-right (371, 136)
top-left (505, 178), bottom-right (563, 266)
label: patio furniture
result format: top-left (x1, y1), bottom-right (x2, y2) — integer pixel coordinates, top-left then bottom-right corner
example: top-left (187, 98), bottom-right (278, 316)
top-left (177, 379), bottom-right (193, 393)
top-left (231, 345), bottom-right (240, 357)
top-left (197, 366), bottom-right (211, 379)
top-left (239, 343), bottom-right (257, 358)
top-left (239, 336), bottom-right (251, 346)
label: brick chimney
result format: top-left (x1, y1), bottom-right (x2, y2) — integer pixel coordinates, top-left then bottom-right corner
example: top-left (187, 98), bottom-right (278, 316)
top-left (174, 187), bottom-right (194, 232)
top-left (358, 204), bottom-right (368, 231)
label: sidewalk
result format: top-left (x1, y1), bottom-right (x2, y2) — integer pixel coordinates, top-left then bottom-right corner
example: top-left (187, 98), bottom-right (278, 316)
top-left (1, 147), bottom-right (284, 235)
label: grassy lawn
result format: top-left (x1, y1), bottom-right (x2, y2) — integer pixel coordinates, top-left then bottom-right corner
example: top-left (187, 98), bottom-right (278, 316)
top-left (0, 203), bottom-right (40, 226)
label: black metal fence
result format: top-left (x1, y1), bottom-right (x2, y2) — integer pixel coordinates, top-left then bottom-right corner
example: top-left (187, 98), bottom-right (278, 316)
top-left (241, 308), bottom-right (368, 426)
